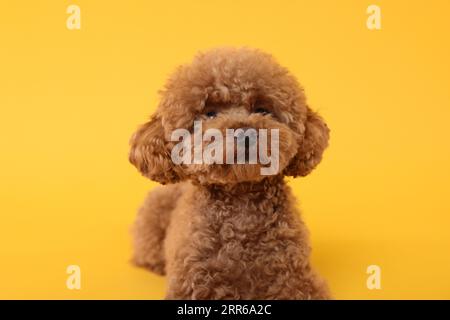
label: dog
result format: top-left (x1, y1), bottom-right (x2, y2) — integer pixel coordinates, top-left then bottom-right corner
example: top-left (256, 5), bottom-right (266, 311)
top-left (129, 47), bottom-right (330, 299)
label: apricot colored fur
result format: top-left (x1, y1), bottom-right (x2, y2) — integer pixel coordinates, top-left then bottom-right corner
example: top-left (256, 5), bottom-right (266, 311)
top-left (130, 47), bottom-right (330, 299)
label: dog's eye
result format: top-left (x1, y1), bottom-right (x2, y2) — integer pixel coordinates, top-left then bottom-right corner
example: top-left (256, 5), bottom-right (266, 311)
top-left (205, 111), bottom-right (217, 118)
top-left (254, 108), bottom-right (270, 115)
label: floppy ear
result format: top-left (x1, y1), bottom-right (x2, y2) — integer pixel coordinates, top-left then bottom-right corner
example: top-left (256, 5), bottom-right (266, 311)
top-left (129, 115), bottom-right (180, 184)
top-left (284, 109), bottom-right (330, 177)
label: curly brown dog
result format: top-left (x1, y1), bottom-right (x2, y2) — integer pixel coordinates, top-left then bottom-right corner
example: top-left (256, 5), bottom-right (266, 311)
top-left (129, 47), bottom-right (330, 299)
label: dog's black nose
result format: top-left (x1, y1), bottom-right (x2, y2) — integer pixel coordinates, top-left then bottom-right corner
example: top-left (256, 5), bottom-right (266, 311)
top-left (245, 136), bottom-right (251, 150)
top-left (236, 127), bottom-right (256, 149)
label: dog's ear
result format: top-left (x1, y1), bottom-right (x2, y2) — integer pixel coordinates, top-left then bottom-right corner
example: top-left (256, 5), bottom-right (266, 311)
top-left (129, 115), bottom-right (180, 184)
top-left (284, 108), bottom-right (330, 177)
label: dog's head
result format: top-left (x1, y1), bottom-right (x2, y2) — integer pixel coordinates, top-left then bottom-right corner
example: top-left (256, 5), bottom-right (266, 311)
top-left (130, 47), bottom-right (329, 185)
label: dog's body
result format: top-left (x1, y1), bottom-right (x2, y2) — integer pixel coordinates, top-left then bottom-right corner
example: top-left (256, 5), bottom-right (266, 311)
top-left (129, 47), bottom-right (330, 299)
top-left (134, 178), bottom-right (329, 299)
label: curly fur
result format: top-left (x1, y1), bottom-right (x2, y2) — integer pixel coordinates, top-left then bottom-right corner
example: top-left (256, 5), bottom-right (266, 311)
top-left (130, 47), bottom-right (330, 299)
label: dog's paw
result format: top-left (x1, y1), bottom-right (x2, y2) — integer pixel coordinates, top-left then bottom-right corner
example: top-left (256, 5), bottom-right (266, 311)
top-left (132, 255), bottom-right (166, 276)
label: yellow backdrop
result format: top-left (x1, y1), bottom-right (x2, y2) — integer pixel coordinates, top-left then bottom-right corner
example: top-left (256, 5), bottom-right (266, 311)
top-left (1, 0), bottom-right (449, 299)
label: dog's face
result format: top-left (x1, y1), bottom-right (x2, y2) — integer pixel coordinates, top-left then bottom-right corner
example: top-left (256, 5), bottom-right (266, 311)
top-left (130, 48), bottom-right (329, 185)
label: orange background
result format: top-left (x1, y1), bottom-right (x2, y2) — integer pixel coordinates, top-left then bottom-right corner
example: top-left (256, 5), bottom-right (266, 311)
top-left (0, 0), bottom-right (449, 299)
